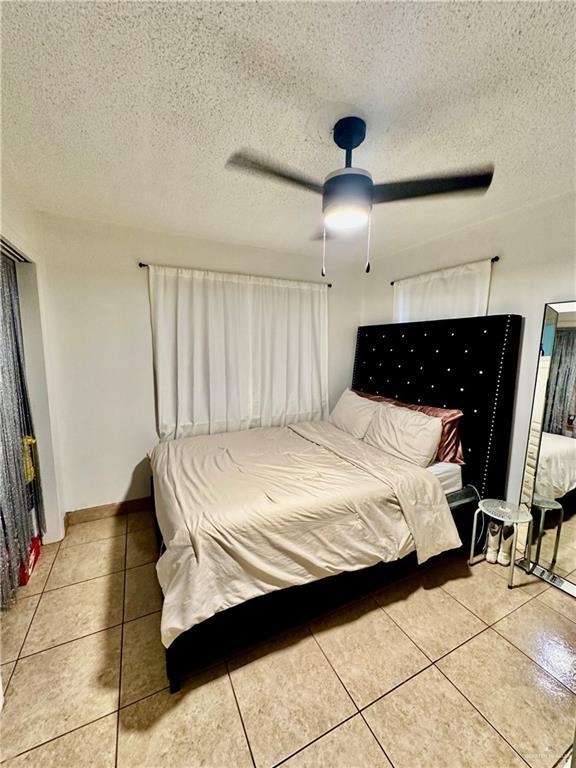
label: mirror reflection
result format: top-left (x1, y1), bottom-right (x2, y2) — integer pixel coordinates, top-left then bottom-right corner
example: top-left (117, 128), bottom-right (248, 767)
top-left (519, 301), bottom-right (576, 594)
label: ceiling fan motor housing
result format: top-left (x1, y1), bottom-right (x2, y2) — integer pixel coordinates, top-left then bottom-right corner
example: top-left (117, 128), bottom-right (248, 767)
top-left (322, 168), bottom-right (374, 213)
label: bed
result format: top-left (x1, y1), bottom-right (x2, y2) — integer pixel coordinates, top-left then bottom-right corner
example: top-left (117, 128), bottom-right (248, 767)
top-left (535, 432), bottom-right (576, 499)
top-left (150, 313), bottom-right (522, 691)
top-left (151, 420), bottom-right (462, 648)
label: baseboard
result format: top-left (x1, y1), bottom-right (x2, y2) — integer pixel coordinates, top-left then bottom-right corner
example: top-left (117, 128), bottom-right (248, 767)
top-left (66, 496), bottom-right (152, 526)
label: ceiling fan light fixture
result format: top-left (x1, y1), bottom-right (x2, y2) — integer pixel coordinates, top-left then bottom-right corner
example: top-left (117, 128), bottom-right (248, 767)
top-left (322, 167), bottom-right (373, 233)
top-left (323, 203), bottom-right (370, 232)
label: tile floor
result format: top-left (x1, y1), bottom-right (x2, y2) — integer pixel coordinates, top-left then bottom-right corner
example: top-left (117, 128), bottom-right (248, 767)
top-left (1, 509), bottom-right (575, 768)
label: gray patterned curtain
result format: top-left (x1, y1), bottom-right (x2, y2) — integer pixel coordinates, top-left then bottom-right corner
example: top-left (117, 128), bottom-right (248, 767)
top-left (544, 328), bottom-right (576, 438)
top-left (0, 254), bottom-right (43, 608)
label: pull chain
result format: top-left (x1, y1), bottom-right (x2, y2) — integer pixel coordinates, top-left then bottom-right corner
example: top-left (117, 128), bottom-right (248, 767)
top-left (365, 215), bottom-right (372, 274)
top-left (322, 226), bottom-right (327, 277)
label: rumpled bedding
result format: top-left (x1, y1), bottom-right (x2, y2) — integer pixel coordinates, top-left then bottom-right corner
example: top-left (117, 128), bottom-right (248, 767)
top-left (536, 432), bottom-right (576, 499)
top-left (150, 421), bottom-right (461, 647)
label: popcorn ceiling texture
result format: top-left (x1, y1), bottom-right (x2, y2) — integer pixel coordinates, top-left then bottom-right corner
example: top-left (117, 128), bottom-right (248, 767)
top-left (1, 1), bottom-right (574, 258)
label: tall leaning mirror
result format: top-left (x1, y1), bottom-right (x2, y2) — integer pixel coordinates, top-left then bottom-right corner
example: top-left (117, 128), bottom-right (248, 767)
top-left (518, 301), bottom-right (576, 596)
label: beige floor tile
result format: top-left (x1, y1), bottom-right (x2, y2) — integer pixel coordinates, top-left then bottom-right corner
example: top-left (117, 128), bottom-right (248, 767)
top-left (117, 664), bottom-right (252, 768)
top-left (2, 661), bottom-right (16, 694)
top-left (126, 528), bottom-right (157, 569)
top-left (127, 509), bottom-right (155, 532)
top-left (2, 713), bottom-right (117, 767)
top-left (61, 516), bottom-right (127, 548)
top-left (375, 572), bottom-right (486, 660)
top-left (46, 536), bottom-right (126, 590)
top-left (1, 627), bottom-right (121, 761)
top-left (537, 538), bottom-right (576, 573)
top-left (17, 543), bottom-right (59, 598)
top-left (311, 598), bottom-right (429, 707)
top-left (1, 595), bottom-right (40, 663)
top-left (121, 612), bottom-right (167, 706)
top-left (438, 629), bottom-right (575, 767)
top-left (364, 666), bottom-right (526, 768)
top-left (229, 629), bottom-right (355, 768)
top-left (283, 715), bottom-right (392, 768)
top-left (21, 572), bottom-right (124, 656)
top-left (434, 559), bottom-right (532, 623)
top-left (494, 599), bottom-right (576, 692)
top-left (491, 561), bottom-right (565, 596)
top-left (125, 562), bottom-right (163, 621)
top-left (538, 581), bottom-right (576, 623)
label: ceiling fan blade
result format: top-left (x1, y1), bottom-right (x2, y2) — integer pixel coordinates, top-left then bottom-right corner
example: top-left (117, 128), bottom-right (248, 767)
top-left (372, 166), bottom-right (494, 204)
top-left (226, 150), bottom-right (323, 194)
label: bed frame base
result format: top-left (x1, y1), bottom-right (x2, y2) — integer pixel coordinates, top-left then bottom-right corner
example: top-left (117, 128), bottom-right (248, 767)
top-left (162, 486), bottom-right (479, 694)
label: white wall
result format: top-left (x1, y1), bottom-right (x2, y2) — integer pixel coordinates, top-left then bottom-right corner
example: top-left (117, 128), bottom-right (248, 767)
top-left (6, 188), bottom-right (573, 520)
top-left (1, 173), bottom-right (64, 541)
top-left (361, 192), bottom-right (576, 502)
top-left (39, 214), bottom-right (363, 511)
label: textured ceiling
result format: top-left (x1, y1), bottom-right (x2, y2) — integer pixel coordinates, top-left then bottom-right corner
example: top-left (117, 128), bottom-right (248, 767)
top-left (2, 1), bottom-right (575, 260)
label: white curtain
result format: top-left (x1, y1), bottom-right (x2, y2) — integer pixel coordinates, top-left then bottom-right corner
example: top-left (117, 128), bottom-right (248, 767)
top-left (148, 266), bottom-right (329, 440)
top-left (393, 259), bottom-right (492, 323)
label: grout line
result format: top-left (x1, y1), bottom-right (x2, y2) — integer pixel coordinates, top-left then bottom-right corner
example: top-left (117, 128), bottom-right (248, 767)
top-left (115, 534), bottom-right (129, 767)
top-left (41, 556), bottom-right (156, 595)
top-left (1, 660), bottom-right (17, 693)
top-left (226, 661), bottom-right (257, 768)
top-left (15, 541), bottom-right (62, 664)
top-left (60, 530), bottom-right (127, 550)
top-left (490, 622), bottom-right (576, 697)
top-left (123, 608), bottom-right (162, 625)
top-left (13, 586), bottom-right (158, 661)
top-left (3, 711), bottom-right (119, 764)
top-left (272, 712), bottom-right (359, 768)
top-left (43, 568), bottom-right (126, 593)
top-left (433, 664), bottom-right (532, 767)
top-left (303, 608), bottom-right (424, 765)
top-left (434, 573), bottom-right (540, 625)
top-left (356, 662), bottom-right (434, 714)
top-left (306, 627), bottom-right (360, 713)
top-left (535, 593), bottom-right (576, 625)
top-left (119, 684), bottom-right (170, 710)
top-left (552, 744), bottom-right (574, 768)
top-left (125, 558), bottom-right (157, 572)
top-left (358, 709), bottom-right (395, 767)
top-left (17, 620), bottom-right (124, 661)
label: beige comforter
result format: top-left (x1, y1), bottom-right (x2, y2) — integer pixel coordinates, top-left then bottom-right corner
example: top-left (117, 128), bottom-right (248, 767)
top-left (150, 421), bottom-right (461, 647)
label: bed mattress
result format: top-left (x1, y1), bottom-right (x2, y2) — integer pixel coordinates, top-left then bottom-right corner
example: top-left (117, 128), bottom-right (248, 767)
top-left (150, 421), bottom-right (461, 647)
top-left (427, 462), bottom-right (463, 495)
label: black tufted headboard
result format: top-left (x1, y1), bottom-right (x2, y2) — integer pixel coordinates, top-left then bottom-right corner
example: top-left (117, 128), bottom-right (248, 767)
top-left (352, 314), bottom-right (522, 499)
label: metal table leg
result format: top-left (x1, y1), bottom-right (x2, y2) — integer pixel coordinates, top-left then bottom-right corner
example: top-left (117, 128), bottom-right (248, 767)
top-left (531, 507), bottom-right (548, 570)
top-left (550, 506), bottom-right (565, 569)
top-left (524, 519), bottom-right (534, 573)
top-left (469, 507), bottom-right (481, 565)
top-left (508, 523), bottom-right (518, 588)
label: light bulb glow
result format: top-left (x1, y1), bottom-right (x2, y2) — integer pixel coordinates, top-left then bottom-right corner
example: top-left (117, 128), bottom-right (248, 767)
top-left (324, 204), bottom-right (370, 232)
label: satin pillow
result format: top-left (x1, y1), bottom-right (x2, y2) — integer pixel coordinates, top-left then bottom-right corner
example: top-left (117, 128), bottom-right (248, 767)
top-left (364, 402), bottom-right (443, 467)
top-left (354, 391), bottom-right (465, 465)
top-left (329, 389), bottom-right (380, 439)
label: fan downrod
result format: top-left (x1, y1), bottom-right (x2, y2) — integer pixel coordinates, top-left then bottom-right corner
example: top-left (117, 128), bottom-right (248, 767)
top-left (333, 116), bottom-right (366, 167)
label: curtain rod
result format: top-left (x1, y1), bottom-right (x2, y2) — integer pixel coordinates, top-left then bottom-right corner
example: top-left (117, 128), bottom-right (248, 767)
top-left (1, 236), bottom-right (31, 263)
top-left (389, 256), bottom-right (499, 286)
top-left (138, 262), bottom-right (332, 288)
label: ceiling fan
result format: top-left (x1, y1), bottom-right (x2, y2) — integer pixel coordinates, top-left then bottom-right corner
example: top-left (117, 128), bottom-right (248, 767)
top-left (226, 116), bottom-right (494, 274)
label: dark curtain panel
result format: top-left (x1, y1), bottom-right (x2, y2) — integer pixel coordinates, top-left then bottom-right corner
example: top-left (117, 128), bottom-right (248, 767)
top-left (0, 254), bottom-right (43, 608)
top-left (544, 328), bottom-right (576, 438)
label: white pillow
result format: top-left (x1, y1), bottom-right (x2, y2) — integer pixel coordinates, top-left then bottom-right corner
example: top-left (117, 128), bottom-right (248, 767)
top-left (364, 402), bottom-right (442, 467)
top-left (329, 389), bottom-right (379, 439)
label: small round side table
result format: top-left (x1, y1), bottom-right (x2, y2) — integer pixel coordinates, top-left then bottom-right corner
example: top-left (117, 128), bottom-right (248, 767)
top-left (525, 495), bottom-right (564, 572)
top-left (468, 499), bottom-right (533, 588)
